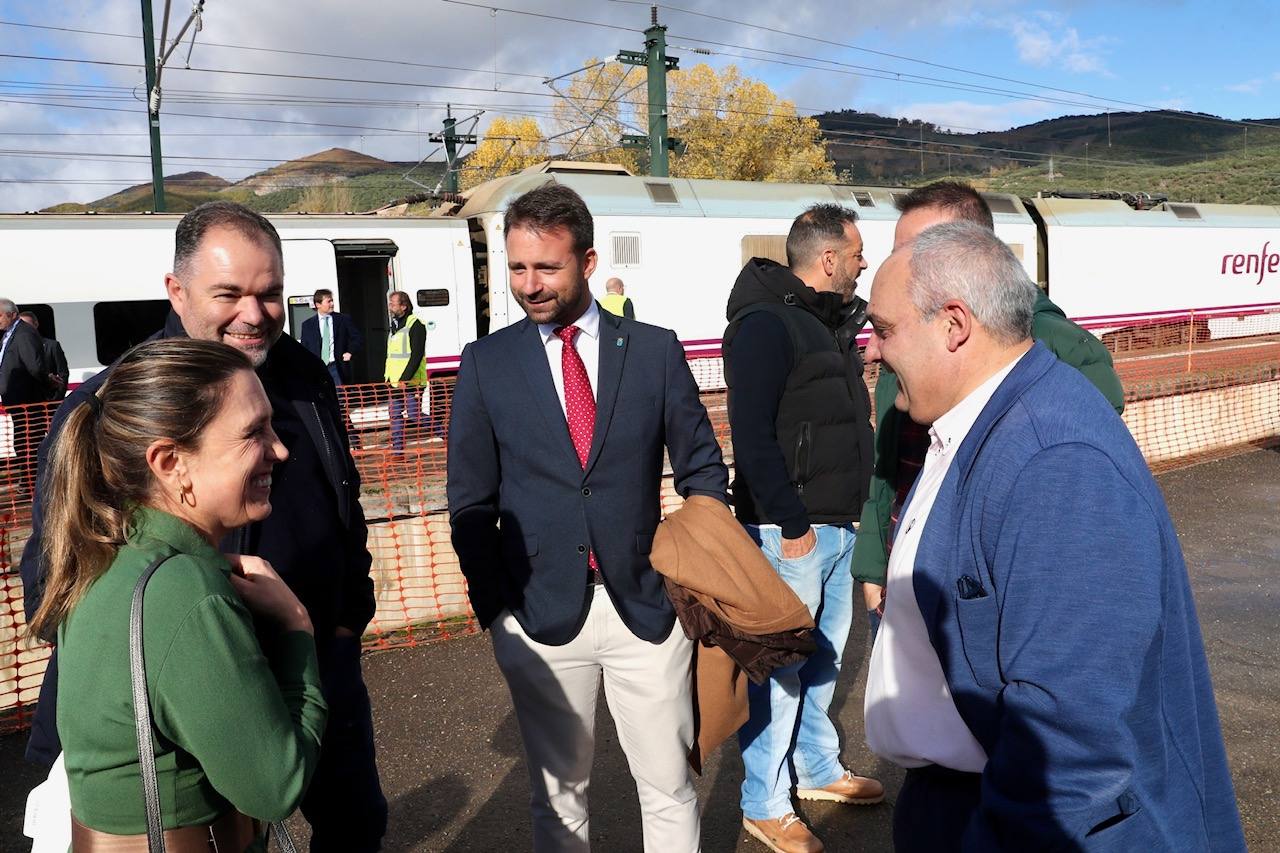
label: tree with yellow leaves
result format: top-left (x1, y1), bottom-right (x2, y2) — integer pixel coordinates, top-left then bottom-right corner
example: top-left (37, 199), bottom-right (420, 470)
top-left (548, 61), bottom-right (834, 183)
top-left (668, 65), bottom-right (834, 183)
top-left (460, 116), bottom-right (550, 190)
top-left (550, 60), bottom-right (646, 175)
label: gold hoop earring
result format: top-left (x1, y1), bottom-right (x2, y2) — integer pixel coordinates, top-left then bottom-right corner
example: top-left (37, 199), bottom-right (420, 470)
top-left (179, 485), bottom-right (195, 507)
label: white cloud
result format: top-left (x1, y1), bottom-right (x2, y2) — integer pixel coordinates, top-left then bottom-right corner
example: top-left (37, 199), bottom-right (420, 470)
top-left (874, 98), bottom-right (1078, 133)
top-left (0, 0), bottom-right (1116, 209)
top-left (988, 11), bottom-right (1112, 76)
top-left (1224, 79), bottom-right (1264, 94)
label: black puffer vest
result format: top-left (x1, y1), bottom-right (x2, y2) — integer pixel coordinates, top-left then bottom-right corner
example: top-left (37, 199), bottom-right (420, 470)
top-left (723, 258), bottom-right (874, 525)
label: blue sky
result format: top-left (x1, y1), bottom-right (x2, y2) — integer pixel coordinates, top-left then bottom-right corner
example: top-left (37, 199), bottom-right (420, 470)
top-left (0, 0), bottom-right (1277, 209)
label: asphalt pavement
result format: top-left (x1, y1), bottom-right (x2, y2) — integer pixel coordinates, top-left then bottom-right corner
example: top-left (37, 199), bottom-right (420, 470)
top-left (3, 449), bottom-right (1277, 852)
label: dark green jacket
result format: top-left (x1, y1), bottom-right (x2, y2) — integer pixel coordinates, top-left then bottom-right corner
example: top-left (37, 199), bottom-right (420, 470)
top-left (850, 291), bottom-right (1125, 585)
top-left (57, 507), bottom-right (327, 839)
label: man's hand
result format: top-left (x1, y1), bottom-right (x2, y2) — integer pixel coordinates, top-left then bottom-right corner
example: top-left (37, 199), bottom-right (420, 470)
top-left (863, 582), bottom-right (885, 615)
top-left (780, 528), bottom-right (817, 559)
top-left (342, 352), bottom-right (352, 362)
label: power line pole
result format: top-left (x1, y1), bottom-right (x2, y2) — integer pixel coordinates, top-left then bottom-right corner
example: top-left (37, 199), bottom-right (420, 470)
top-left (619, 5), bottom-right (680, 177)
top-left (140, 0), bottom-right (165, 211)
top-left (430, 105), bottom-right (477, 193)
top-left (140, 0), bottom-right (206, 212)
top-left (425, 106), bottom-right (479, 194)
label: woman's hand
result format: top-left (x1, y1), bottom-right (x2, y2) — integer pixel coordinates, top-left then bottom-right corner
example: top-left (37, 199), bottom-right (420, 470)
top-left (226, 554), bottom-right (314, 635)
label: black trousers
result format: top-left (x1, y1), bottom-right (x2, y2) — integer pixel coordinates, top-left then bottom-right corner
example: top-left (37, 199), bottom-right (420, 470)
top-left (301, 634), bottom-right (388, 852)
top-left (893, 764), bottom-right (983, 853)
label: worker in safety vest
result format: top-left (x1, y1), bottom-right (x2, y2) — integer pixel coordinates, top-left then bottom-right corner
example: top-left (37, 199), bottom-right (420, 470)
top-left (384, 290), bottom-right (428, 450)
top-left (600, 276), bottom-right (635, 319)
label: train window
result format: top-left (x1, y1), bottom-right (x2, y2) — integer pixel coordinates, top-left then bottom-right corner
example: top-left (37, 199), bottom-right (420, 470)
top-left (17, 303), bottom-right (55, 339)
top-left (1167, 203), bottom-right (1202, 220)
top-left (984, 195), bottom-right (1020, 215)
top-left (93, 300), bottom-right (171, 365)
top-left (644, 182), bottom-right (680, 204)
top-left (741, 235), bottom-right (788, 266)
top-left (416, 289), bottom-right (451, 308)
top-left (611, 233), bottom-right (641, 268)
top-left (849, 191), bottom-right (875, 207)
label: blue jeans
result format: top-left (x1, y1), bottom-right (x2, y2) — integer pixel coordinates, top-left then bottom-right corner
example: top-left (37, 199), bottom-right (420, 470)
top-left (739, 523), bottom-right (857, 820)
top-left (388, 386), bottom-right (423, 450)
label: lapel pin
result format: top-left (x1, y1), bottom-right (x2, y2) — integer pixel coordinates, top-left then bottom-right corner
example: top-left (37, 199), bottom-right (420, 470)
top-left (615, 337), bottom-right (624, 347)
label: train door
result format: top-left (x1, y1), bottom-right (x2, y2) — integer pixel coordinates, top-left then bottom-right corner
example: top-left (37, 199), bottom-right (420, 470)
top-left (332, 239), bottom-right (398, 385)
top-left (282, 239), bottom-right (339, 340)
top-left (467, 217), bottom-right (491, 338)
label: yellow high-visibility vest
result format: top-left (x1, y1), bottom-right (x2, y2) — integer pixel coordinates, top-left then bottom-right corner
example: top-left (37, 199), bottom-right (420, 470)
top-left (384, 314), bottom-right (427, 385)
top-left (600, 293), bottom-right (631, 317)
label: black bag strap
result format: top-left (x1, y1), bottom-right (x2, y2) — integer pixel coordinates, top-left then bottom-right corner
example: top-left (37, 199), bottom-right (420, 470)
top-left (129, 554), bottom-right (299, 853)
top-left (130, 554), bottom-right (173, 852)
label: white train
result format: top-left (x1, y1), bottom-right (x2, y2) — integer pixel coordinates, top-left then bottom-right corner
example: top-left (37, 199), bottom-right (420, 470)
top-left (1, 161), bottom-right (1277, 391)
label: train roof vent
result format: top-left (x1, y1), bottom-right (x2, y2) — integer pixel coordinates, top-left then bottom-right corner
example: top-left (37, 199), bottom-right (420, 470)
top-left (983, 194), bottom-right (1020, 215)
top-left (1167, 203), bottom-right (1202, 220)
top-left (889, 191), bottom-right (910, 208)
top-left (644, 182), bottom-right (680, 204)
top-left (850, 190), bottom-right (875, 207)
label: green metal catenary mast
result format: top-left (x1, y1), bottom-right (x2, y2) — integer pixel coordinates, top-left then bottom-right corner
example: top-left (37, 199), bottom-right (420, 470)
top-left (140, 0), bottom-right (166, 211)
top-left (619, 6), bottom-right (680, 177)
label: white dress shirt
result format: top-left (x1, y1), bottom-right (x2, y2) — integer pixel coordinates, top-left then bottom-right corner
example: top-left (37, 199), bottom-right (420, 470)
top-left (537, 300), bottom-right (601, 415)
top-left (319, 313), bottom-right (334, 364)
top-left (864, 349), bottom-right (1028, 773)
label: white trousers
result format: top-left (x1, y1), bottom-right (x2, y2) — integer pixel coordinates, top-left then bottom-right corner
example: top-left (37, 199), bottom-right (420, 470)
top-left (490, 587), bottom-right (700, 853)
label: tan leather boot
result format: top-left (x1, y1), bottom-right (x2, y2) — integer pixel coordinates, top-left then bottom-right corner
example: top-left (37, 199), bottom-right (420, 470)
top-left (796, 769), bottom-right (885, 805)
top-left (742, 812), bottom-right (825, 853)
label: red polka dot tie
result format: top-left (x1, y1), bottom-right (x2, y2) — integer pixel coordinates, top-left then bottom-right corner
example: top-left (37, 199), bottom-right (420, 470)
top-left (556, 325), bottom-right (600, 574)
top-left (556, 325), bottom-right (595, 468)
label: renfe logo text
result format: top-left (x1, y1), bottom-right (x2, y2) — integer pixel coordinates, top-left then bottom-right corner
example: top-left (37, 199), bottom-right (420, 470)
top-left (1221, 241), bottom-right (1279, 285)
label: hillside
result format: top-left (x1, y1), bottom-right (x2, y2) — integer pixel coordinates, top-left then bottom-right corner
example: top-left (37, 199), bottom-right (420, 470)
top-left (818, 109), bottom-right (1280, 198)
top-left (977, 141), bottom-right (1280, 205)
top-left (36, 109), bottom-right (1280, 212)
top-left (43, 171), bottom-right (234, 213)
top-left (237, 147), bottom-right (392, 195)
top-left (44, 152), bottom-right (449, 214)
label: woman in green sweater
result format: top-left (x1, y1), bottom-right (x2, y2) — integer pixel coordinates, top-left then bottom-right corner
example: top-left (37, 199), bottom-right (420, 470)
top-left (27, 338), bottom-right (327, 851)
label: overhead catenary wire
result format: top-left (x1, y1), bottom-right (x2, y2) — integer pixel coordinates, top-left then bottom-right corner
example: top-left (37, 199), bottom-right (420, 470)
top-left (610, 1), bottom-right (1183, 116)
top-left (6, 13), bottom-right (1278, 146)
top-left (0, 76), bottom-right (1237, 164)
top-left (0, 19), bottom-right (557, 82)
top-left (9, 51), bottom-right (1272, 169)
top-left (448, 2), bottom-right (1280, 135)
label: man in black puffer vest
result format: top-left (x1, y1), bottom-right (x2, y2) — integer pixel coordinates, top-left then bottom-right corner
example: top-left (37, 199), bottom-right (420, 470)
top-left (722, 204), bottom-right (882, 853)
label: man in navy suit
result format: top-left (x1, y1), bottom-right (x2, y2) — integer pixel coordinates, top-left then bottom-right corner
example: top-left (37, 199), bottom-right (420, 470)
top-left (862, 222), bottom-right (1244, 851)
top-left (301, 288), bottom-right (363, 385)
top-left (448, 183), bottom-right (728, 852)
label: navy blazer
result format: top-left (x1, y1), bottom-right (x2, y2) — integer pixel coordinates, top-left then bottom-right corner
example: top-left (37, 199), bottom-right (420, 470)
top-left (300, 311), bottom-right (363, 383)
top-left (904, 342), bottom-right (1244, 850)
top-left (447, 307), bottom-right (728, 645)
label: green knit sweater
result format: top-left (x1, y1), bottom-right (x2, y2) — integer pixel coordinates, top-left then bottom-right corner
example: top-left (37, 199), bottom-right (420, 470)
top-left (57, 507), bottom-right (327, 839)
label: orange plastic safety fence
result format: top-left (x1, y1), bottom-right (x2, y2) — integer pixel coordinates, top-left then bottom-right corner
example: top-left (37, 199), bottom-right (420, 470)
top-left (4, 317), bottom-right (1280, 732)
top-left (1, 399), bottom-right (61, 734)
